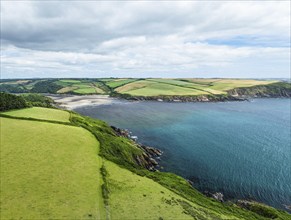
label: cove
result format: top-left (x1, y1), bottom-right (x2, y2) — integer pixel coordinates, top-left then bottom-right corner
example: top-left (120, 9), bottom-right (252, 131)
top-left (75, 98), bottom-right (291, 211)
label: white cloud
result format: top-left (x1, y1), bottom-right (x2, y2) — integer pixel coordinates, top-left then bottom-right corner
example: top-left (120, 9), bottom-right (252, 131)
top-left (0, 1), bottom-right (290, 78)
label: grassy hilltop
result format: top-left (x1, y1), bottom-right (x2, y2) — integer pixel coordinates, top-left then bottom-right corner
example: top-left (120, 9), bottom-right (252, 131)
top-left (1, 78), bottom-right (290, 100)
top-left (1, 95), bottom-right (290, 219)
top-left (1, 116), bottom-right (105, 219)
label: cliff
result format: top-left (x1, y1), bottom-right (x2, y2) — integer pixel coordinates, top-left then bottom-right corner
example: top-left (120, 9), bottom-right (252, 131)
top-left (227, 82), bottom-right (291, 98)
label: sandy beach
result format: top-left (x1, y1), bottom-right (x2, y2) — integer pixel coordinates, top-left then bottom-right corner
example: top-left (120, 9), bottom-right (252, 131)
top-left (46, 94), bottom-right (118, 110)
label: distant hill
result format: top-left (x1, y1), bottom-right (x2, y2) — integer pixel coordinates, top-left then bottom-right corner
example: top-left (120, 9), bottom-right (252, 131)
top-left (1, 78), bottom-right (290, 103)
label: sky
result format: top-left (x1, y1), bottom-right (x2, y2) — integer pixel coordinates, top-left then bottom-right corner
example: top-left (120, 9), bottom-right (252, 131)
top-left (0, 1), bottom-right (290, 79)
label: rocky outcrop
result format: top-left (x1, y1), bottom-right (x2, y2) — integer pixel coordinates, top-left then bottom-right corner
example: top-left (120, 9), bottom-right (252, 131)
top-left (212, 192), bottom-right (224, 202)
top-left (110, 125), bottom-right (163, 171)
top-left (134, 145), bottom-right (163, 171)
top-left (135, 153), bottom-right (158, 171)
top-left (283, 204), bottom-right (291, 211)
top-left (123, 94), bottom-right (245, 102)
top-left (227, 83), bottom-right (291, 98)
top-left (110, 126), bottom-right (130, 137)
top-left (141, 145), bottom-right (162, 157)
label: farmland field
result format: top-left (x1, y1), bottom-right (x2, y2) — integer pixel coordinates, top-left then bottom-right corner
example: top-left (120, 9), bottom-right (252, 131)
top-left (0, 117), bottom-right (105, 219)
top-left (114, 78), bottom-right (277, 96)
top-left (104, 160), bottom-right (228, 220)
top-left (2, 107), bottom-right (70, 122)
top-left (55, 80), bottom-right (106, 94)
top-left (0, 78), bottom-right (279, 96)
top-left (105, 78), bottom-right (138, 89)
top-left (56, 86), bottom-right (78, 93)
top-left (116, 80), bottom-right (208, 96)
top-left (73, 87), bottom-right (97, 94)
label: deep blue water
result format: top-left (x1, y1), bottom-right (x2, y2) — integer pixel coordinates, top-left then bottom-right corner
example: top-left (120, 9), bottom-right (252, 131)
top-left (75, 98), bottom-right (291, 211)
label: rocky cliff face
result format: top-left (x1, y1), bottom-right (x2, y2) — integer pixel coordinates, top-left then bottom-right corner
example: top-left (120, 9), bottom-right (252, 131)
top-left (124, 94), bottom-right (244, 102)
top-left (227, 83), bottom-right (291, 98)
top-left (134, 145), bottom-right (162, 171)
top-left (110, 126), bottom-right (162, 171)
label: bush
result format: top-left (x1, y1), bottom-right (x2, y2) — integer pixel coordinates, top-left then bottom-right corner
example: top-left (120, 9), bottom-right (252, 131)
top-left (237, 201), bottom-right (279, 219)
top-left (0, 84), bottom-right (27, 93)
top-left (31, 80), bottom-right (62, 93)
top-left (0, 92), bottom-right (29, 111)
top-left (21, 93), bottom-right (55, 108)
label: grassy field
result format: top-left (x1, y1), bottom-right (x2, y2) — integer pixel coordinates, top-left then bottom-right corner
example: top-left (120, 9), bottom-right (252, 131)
top-left (115, 80), bottom-right (209, 96)
top-left (56, 80), bottom-right (106, 94)
top-left (105, 78), bottom-right (138, 89)
top-left (0, 78), bottom-right (279, 96)
top-left (104, 160), bottom-right (239, 220)
top-left (114, 78), bottom-right (277, 96)
top-left (73, 87), bottom-right (97, 94)
top-left (2, 107), bottom-right (70, 122)
top-left (0, 117), bottom-right (105, 219)
top-left (186, 79), bottom-right (276, 91)
top-left (56, 86), bottom-right (79, 93)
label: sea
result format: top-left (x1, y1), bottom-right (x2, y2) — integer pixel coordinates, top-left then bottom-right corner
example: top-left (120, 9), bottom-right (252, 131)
top-left (75, 98), bottom-right (291, 211)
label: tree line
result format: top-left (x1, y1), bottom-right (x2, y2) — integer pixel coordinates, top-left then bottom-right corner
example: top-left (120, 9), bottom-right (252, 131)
top-left (0, 92), bottom-right (55, 112)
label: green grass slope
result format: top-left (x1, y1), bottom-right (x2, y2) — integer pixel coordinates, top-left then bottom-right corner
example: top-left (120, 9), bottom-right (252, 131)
top-left (56, 79), bottom-right (107, 94)
top-left (105, 78), bottom-right (139, 89)
top-left (2, 107), bottom-right (70, 122)
top-left (105, 160), bottom-right (240, 220)
top-left (0, 117), bottom-right (105, 219)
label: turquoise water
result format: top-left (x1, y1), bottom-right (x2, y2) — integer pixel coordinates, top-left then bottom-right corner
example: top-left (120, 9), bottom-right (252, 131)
top-left (75, 98), bottom-right (291, 211)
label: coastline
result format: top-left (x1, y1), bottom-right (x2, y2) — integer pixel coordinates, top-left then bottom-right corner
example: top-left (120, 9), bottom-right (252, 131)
top-left (45, 91), bottom-right (291, 111)
top-left (111, 82), bottom-right (291, 102)
top-left (110, 125), bottom-right (163, 171)
top-left (112, 92), bottom-right (290, 103)
top-left (105, 123), bottom-right (291, 214)
top-left (44, 81), bottom-right (291, 110)
top-left (46, 94), bottom-right (119, 110)
top-left (69, 97), bottom-right (291, 214)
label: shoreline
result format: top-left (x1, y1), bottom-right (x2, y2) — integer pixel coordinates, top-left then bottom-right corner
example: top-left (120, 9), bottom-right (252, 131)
top-left (113, 93), bottom-right (290, 103)
top-left (43, 94), bottom-right (291, 110)
top-left (68, 98), bottom-right (291, 214)
top-left (107, 124), bottom-right (291, 213)
top-left (46, 93), bottom-right (291, 111)
top-left (46, 94), bottom-right (120, 110)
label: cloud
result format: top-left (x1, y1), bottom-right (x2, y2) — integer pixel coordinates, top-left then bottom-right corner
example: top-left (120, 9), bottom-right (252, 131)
top-left (0, 1), bottom-right (290, 78)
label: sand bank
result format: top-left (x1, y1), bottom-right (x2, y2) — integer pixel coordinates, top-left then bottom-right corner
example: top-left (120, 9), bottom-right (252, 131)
top-left (47, 94), bottom-right (117, 109)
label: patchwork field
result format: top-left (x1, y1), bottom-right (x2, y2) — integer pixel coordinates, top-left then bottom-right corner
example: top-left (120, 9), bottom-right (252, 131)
top-left (105, 78), bottom-right (138, 89)
top-left (114, 78), bottom-right (277, 96)
top-left (0, 117), bottom-right (105, 219)
top-left (2, 107), bottom-right (70, 122)
top-left (0, 78), bottom-right (279, 97)
top-left (56, 80), bottom-right (106, 94)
